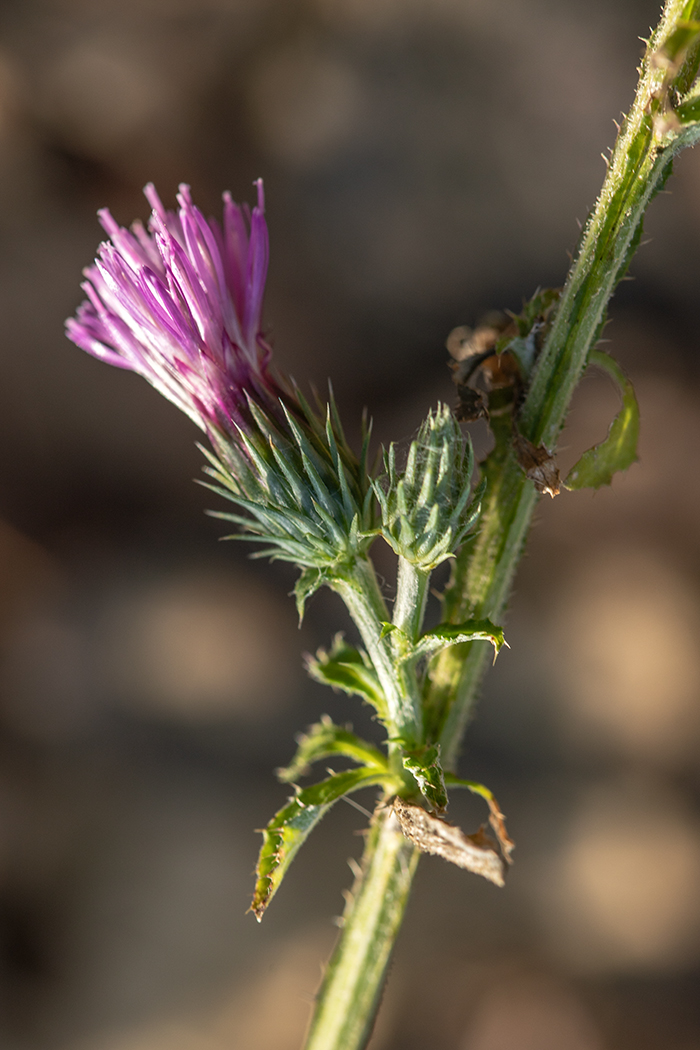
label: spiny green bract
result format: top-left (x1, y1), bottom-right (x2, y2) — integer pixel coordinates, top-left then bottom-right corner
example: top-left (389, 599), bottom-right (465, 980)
top-left (201, 392), bottom-right (375, 573)
top-left (373, 403), bottom-right (482, 570)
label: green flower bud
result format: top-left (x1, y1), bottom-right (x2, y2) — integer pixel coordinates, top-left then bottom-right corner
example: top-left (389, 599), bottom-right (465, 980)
top-left (373, 403), bottom-right (481, 570)
top-left (202, 393), bottom-right (375, 576)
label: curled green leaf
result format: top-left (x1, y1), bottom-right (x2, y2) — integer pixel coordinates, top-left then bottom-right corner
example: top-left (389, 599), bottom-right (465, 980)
top-left (564, 350), bottom-right (639, 490)
top-left (402, 744), bottom-right (448, 814)
top-left (252, 767), bottom-right (391, 920)
top-left (414, 619), bottom-right (506, 662)
top-left (306, 634), bottom-right (387, 719)
top-left (277, 715), bottom-right (388, 783)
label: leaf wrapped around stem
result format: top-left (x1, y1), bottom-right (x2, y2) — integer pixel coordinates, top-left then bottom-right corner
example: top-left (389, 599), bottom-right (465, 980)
top-left (306, 635), bottom-right (388, 720)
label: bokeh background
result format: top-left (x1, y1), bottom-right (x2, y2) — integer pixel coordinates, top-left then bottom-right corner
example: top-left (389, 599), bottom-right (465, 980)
top-left (1, 0), bottom-right (700, 1047)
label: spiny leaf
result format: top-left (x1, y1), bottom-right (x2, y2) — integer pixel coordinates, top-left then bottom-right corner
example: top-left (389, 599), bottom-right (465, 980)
top-left (306, 635), bottom-right (387, 718)
top-left (294, 567), bottom-right (325, 622)
top-left (414, 619), bottom-right (506, 662)
top-left (251, 767), bottom-right (390, 920)
top-left (402, 744), bottom-right (448, 814)
top-left (277, 715), bottom-right (388, 783)
top-left (564, 350), bottom-right (639, 490)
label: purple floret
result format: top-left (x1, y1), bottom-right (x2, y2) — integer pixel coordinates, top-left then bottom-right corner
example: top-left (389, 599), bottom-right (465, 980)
top-left (66, 180), bottom-right (285, 436)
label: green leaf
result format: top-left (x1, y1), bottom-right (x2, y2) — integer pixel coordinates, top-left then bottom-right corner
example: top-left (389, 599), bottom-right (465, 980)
top-left (293, 567), bottom-right (325, 623)
top-left (402, 744), bottom-right (448, 813)
top-left (277, 715), bottom-right (388, 783)
top-left (306, 635), bottom-right (387, 719)
top-left (251, 767), bottom-right (390, 920)
top-left (414, 619), bottom-right (506, 662)
top-left (564, 350), bottom-right (639, 490)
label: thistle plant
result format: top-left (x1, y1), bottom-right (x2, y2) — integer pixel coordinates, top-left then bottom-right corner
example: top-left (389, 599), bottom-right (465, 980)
top-left (63, 2), bottom-right (700, 1047)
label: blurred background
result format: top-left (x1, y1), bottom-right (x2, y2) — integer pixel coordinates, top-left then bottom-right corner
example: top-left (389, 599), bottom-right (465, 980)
top-left (0, 0), bottom-right (700, 1047)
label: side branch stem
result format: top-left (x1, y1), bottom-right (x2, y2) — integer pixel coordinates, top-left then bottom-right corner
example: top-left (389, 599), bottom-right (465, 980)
top-left (331, 558), bottom-right (420, 742)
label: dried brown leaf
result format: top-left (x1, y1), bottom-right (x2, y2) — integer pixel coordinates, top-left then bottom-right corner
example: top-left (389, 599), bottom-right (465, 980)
top-left (485, 796), bottom-right (515, 865)
top-left (446, 324), bottom-right (500, 362)
top-left (392, 796), bottom-right (506, 887)
top-left (455, 385), bottom-right (489, 423)
top-left (513, 429), bottom-right (560, 497)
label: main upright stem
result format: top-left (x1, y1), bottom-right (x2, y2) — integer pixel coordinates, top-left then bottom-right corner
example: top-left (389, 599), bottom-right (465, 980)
top-left (303, 4), bottom-right (700, 1047)
top-left (303, 806), bottom-right (420, 1050)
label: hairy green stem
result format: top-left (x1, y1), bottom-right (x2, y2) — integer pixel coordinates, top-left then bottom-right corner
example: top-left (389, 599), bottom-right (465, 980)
top-left (331, 558), bottom-right (420, 742)
top-left (304, 5), bottom-right (700, 1048)
top-left (303, 805), bottom-right (420, 1050)
top-left (426, 0), bottom-right (700, 755)
top-left (392, 558), bottom-right (430, 642)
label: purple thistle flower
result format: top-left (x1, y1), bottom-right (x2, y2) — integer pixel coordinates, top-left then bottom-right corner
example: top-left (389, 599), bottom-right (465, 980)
top-left (67, 180), bottom-right (375, 576)
top-left (66, 180), bottom-right (288, 437)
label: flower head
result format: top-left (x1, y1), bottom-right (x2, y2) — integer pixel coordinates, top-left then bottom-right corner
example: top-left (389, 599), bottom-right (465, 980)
top-left (66, 180), bottom-right (284, 436)
top-left (67, 181), bottom-right (375, 580)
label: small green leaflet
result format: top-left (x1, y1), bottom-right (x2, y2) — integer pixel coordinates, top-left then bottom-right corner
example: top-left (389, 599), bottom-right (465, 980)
top-left (277, 716), bottom-right (388, 784)
top-left (565, 350), bottom-right (639, 490)
top-left (306, 635), bottom-right (387, 719)
top-left (402, 744), bottom-right (448, 813)
top-left (251, 767), bottom-right (389, 920)
top-left (414, 619), bottom-right (506, 662)
top-left (294, 567), bottom-right (325, 623)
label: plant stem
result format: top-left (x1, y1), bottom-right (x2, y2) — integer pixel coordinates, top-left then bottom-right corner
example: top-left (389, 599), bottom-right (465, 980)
top-left (331, 558), bottom-right (421, 742)
top-left (303, 804), bottom-right (420, 1050)
top-left (304, 5), bottom-right (700, 1048)
top-left (425, 0), bottom-right (700, 758)
top-left (392, 558), bottom-right (430, 642)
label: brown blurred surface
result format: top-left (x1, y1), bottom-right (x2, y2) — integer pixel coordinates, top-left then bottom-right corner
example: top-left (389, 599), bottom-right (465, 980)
top-left (1, 1), bottom-right (700, 1048)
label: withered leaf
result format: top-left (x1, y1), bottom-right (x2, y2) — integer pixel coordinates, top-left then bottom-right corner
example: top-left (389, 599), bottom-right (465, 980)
top-left (455, 384), bottom-right (488, 423)
top-left (484, 796), bottom-right (515, 865)
top-left (443, 773), bottom-right (515, 865)
top-left (513, 429), bottom-right (560, 498)
top-left (446, 324), bottom-right (501, 362)
top-left (392, 796), bottom-right (506, 887)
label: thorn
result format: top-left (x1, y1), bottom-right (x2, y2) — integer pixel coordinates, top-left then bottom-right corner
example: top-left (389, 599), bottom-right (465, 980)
top-left (347, 856), bottom-right (363, 880)
top-left (341, 795), bottom-right (373, 819)
top-left (575, 217), bottom-right (582, 230)
top-left (601, 152), bottom-right (609, 168)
